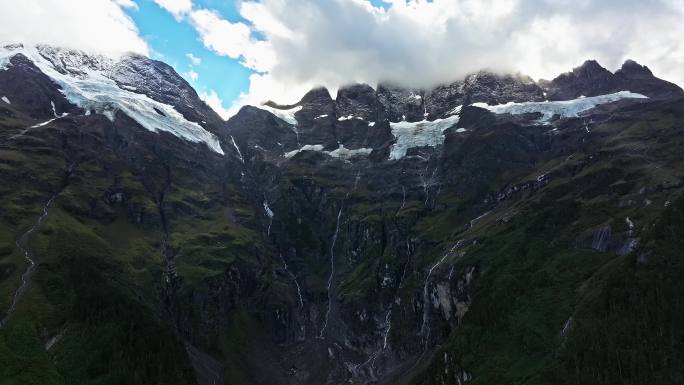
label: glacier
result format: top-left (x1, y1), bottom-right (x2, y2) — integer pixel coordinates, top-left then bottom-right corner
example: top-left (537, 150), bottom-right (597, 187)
top-left (389, 113), bottom-right (462, 160)
top-left (472, 91), bottom-right (648, 122)
top-left (0, 45), bottom-right (224, 155)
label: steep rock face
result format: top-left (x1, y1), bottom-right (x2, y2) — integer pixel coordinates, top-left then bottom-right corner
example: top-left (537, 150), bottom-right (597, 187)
top-left (336, 85), bottom-right (392, 149)
top-left (613, 60), bottom-right (684, 99)
top-left (0, 52), bottom-right (79, 119)
top-left (289, 87), bottom-right (337, 147)
top-left (426, 72), bottom-right (545, 120)
top-left (460, 71), bottom-right (545, 105)
top-left (545, 60), bottom-right (616, 100)
top-left (377, 84), bottom-right (427, 122)
top-left (226, 106), bottom-right (299, 157)
top-left (336, 83), bottom-right (379, 120)
top-left (111, 54), bottom-right (225, 128)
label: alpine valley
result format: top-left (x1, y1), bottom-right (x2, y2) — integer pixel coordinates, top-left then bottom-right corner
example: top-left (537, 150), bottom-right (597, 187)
top-left (1, 43), bottom-right (683, 385)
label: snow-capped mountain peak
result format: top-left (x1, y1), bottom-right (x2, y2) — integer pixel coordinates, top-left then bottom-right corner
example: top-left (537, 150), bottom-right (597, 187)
top-left (0, 44), bottom-right (224, 154)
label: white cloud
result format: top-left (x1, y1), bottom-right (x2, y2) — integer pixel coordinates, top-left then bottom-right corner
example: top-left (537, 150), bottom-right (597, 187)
top-left (114, 0), bottom-right (138, 9)
top-left (224, 72), bottom-right (314, 117)
top-left (153, 0), bottom-right (193, 20)
top-left (189, 9), bottom-right (276, 72)
top-left (186, 52), bottom-right (201, 65)
top-left (245, 0), bottom-right (684, 88)
top-left (184, 69), bottom-right (199, 82)
top-left (239, 1), bottom-right (294, 39)
top-left (0, 0), bottom-right (148, 57)
top-left (200, 89), bottom-right (232, 120)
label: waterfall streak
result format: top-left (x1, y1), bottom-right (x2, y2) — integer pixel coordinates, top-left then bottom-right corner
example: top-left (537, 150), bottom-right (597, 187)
top-left (280, 254), bottom-right (304, 309)
top-left (320, 207), bottom-right (343, 338)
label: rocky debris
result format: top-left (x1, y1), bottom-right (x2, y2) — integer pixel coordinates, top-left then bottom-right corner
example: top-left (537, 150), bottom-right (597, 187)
top-left (591, 225), bottom-right (612, 252)
top-left (424, 350), bottom-right (473, 385)
top-left (428, 265), bottom-right (476, 326)
top-left (576, 223), bottom-right (641, 255)
top-left (617, 238), bottom-right (640, 256)
top-left (495, 173), bottom-right (552, 202)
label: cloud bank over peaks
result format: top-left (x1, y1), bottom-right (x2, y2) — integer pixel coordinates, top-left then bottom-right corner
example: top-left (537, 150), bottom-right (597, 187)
top-left (0, 0), bottom-right (149, 57)
top-left (163, 0), bottom-right (684, 118)
top-left (5, 0), bottom-right (684, 119)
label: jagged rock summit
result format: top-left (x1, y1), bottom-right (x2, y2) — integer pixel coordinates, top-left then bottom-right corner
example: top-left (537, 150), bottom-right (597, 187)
top-left (543, 58), bottom-right (683, 100)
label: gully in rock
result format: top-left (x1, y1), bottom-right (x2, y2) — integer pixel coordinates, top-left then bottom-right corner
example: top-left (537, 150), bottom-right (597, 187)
top-left (0, 163), bottom-right (74, 328)
top-left (320, 170), bottom-right (362, 339)
top-left (396, 185), bottom-right (407, 216)
top-left (158, 170), bottom-right (177, 285)
top-left (0, 195), bottom-right (57, 327)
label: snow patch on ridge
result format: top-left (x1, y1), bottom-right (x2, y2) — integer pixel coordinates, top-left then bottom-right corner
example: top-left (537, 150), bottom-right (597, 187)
top-left (31, 114), bottom-right (69, 128)
top-left (257, 104), bottom-right (302, 125)
top-left (338, 115), bottom-right (364, 121)
top-left (327, 144), bottom-right (372, 159)
top-left (472, 91), bottom-right (648, 122)
top-left (1, 96), bottom-right (9, 104)
top-left (389, 112), bottom-right (462, 160)
top-left (284, 144), bottom-right (372, 160)
top-left (0, 45), bottom-right (224, 154)
top-left (284, 144), bottom-right (325, 159)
